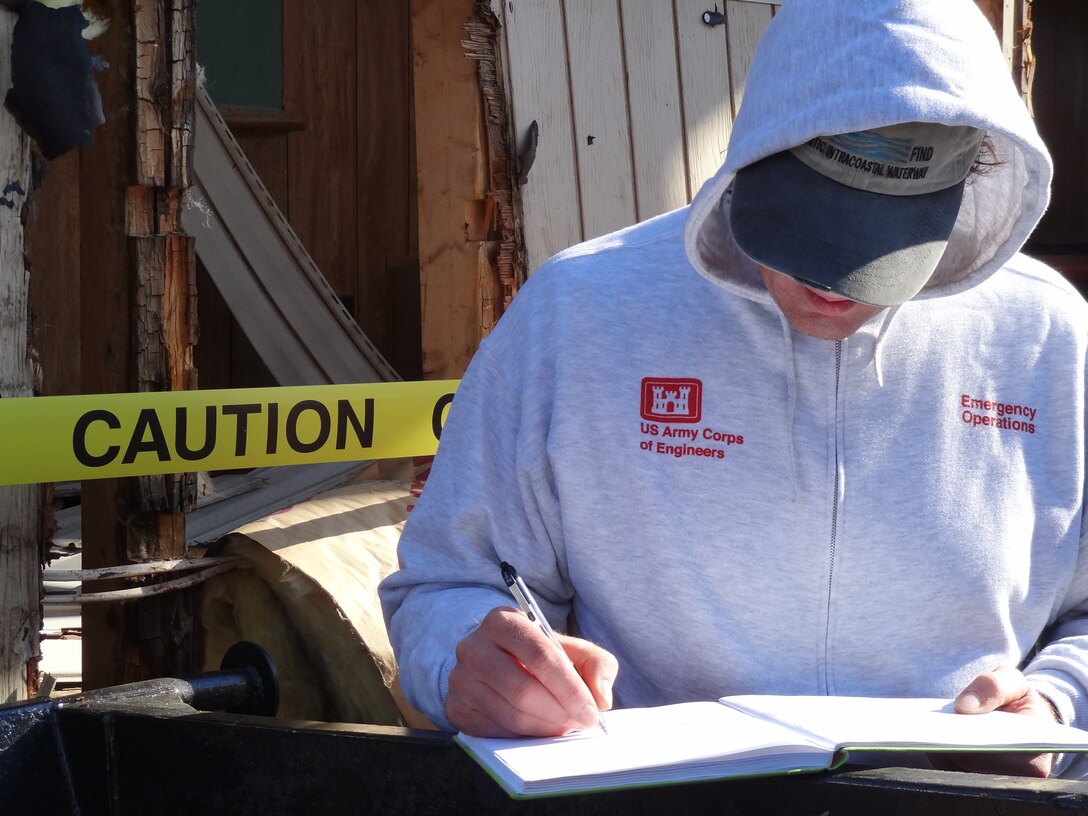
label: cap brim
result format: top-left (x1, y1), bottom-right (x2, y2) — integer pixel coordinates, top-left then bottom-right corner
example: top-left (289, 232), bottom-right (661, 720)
top-left (729, 151), bottom-right (966, 307)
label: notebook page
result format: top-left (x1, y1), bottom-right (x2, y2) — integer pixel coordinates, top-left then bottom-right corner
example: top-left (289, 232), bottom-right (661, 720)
top-left (459, 700), bottom-right (831, 788)
top-left (719, 695), bottom-right (1088, 751)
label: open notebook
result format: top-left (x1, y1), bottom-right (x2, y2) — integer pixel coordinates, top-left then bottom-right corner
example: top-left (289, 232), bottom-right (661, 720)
top-left (456, 695), bottom-right (1088, 798)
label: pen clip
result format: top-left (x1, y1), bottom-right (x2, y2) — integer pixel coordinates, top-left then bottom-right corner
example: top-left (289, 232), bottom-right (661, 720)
top-left (500, 561), bottom-right (541, 623)
top-left (499, 560), bottom-right (517, 587)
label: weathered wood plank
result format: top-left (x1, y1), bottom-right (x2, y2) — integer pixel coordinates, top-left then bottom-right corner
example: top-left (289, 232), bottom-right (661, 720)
top-left (619, 0), bottom-right (689, 218)
top-left (79, 0), bottom-right (197, 689)
top-left (0, 3), bottom-right (36, 700)
top-left (463, 2), bottom-right (524, 335)
top-left (412, 0), bottom-right (484, 377)
top-left (79, 0), bottom-right (134, 692)
top-left (284, 0), bottom-right (358, 305)
top-left (132, 0), bottom-right (196, 521)
top-left (563, 0), bottom-right (636, 241)
top-left (27, 151), bottom-right (81, 398)
top-left (170, 0), bottom-right (195, 189)
top-left (675, 0), bottom-right (734, 194)
top-left (499, 0), bottom-right (581, 272)
top-left (358, 0), bottom-right (415, 368)
top-left (134, 0), bottom-right (167, 186)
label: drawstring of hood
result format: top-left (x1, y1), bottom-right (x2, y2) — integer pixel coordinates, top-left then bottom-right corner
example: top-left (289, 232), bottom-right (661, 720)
top-left (778, 310), bottom-right (801, 500)
top-left (872, 305), bottom-right (902, 387)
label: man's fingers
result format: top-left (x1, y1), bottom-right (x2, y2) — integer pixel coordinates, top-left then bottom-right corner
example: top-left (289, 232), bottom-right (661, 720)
top-left (446, 658), bottom-right (577, 737)
top-left (480, 608), bottom-right (602, 727)
top-left (954, 665), bottom-right (1032, 714)
top-left (455, 609), bottom-right (575, 726)
top-left (446, 606), bottom-right (611, 736)
top-left (562, 633), bottom-right (618, 711)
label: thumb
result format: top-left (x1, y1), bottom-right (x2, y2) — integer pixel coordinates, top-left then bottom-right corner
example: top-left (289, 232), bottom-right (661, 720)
top-left (955, 666), bottom-right (1031, 715)
top-left (561, 634), bottom-right (618, 711)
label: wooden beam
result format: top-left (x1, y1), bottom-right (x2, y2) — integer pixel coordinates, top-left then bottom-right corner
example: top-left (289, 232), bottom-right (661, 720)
top-left (464, 3), bottom-right (525, 323)
top-left (27, 152), bottom-right (81, 398)
top-left (81, 0), bottom-right (197, 689)
top-left (411, 0), bottom-right (484, 379)
top-left (128, 0), bottom-right (197, 678)
top-left (80, 0), bottom-right (136, 691)
top-left (0, 2), bottom-right (38, 704)
top-left (358, 0), bottom-right (417, 373)
top-left (284, 0), bottom-right (358, 308)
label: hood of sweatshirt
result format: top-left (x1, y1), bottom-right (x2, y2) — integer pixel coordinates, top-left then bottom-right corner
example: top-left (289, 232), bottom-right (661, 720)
top-left (684, 0), bottom-right (1053, 305)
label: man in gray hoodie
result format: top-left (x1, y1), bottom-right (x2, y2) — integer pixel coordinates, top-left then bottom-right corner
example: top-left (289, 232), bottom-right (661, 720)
top-left (380, 0), bottom-right (1088, 779)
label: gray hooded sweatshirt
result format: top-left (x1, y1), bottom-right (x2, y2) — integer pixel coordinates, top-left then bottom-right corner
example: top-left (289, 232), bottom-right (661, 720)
top-left (381, 0), bottom-right (1088, 777)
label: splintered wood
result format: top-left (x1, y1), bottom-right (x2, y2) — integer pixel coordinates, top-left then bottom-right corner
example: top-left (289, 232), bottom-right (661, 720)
top-left (463, 3), bottom-right (525, 326)
top-left (130, 0), bottom-right (197, 520)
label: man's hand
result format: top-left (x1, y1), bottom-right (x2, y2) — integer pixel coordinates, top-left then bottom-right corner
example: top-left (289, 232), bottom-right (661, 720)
top-left (446, 606), bottom-right (618, 737)
top-left (933, 666), bottom-right (1057, 777)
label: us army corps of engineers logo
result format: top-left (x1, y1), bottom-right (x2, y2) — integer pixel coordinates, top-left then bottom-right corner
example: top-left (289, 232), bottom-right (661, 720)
top-left (638, 377), bottom-right (743, 461)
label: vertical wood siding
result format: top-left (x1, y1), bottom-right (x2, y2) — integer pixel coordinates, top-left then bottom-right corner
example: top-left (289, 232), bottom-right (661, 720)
top-left (565, 0), bottom-right (637, 238)
top-left (500, 0), bottom-right (582, 269)
top-left (495, 0), bottom-right (778, 272)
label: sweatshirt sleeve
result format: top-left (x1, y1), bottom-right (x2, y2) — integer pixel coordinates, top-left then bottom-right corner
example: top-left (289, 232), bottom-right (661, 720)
top-left (378, 343), bottom-right (571, 731)
top-left (1022, 343), bottom-right (1088, 779)
top-left (1023, 513), bottom-right (1088, 778)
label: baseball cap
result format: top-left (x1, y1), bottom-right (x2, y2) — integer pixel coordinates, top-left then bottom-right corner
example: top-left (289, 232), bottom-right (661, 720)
top-left (729, 122), bottom-right (986, 306)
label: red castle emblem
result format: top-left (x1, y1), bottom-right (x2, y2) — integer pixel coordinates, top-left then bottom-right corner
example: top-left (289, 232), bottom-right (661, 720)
top-left (640, 377), bottom-right (702, 423)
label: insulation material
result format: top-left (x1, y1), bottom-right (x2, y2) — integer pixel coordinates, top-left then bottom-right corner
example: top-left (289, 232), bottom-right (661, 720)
top-left (4, 1), bottom-right (106, 159)
top-left (199, 478), bottom-right (432, 729)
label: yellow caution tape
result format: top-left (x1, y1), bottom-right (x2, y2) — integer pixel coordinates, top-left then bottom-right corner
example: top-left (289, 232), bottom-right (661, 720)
top-left (0, 381), bottom-right (459, 486)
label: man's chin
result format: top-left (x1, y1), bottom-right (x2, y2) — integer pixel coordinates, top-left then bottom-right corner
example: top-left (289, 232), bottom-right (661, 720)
top-left (787, 313), bottom-right (873, 341)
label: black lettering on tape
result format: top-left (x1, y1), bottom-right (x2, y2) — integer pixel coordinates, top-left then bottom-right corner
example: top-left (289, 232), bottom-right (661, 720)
top-left (266, 402), bottom-right (279, 455)
top-left (336, 399), bottom-right (374, 449)
top-left (122, 408), bottom-right (170, 464)
top-left (175, 405), bottom-right (217, 461)
top-left (286, 400), bottom-right (331, 453)
top-left (73, 409), bottom-right (121, 467)
top-left (222, 403), bottom-right (261, 456)
top-left (432, 393), bottom-right (455, 441)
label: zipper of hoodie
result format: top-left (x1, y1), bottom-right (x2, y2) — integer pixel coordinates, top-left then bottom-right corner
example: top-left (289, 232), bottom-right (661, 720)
top-left (823, 340), bottom-right (843, 694)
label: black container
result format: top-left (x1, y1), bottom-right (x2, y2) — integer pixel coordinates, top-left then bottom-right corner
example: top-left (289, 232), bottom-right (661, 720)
top-left (3, 643), bottom-right (1087, 815)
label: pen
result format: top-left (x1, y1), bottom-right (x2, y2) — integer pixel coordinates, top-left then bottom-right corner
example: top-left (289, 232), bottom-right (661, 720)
top-left (499, 561), bottom-right (608, 735)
